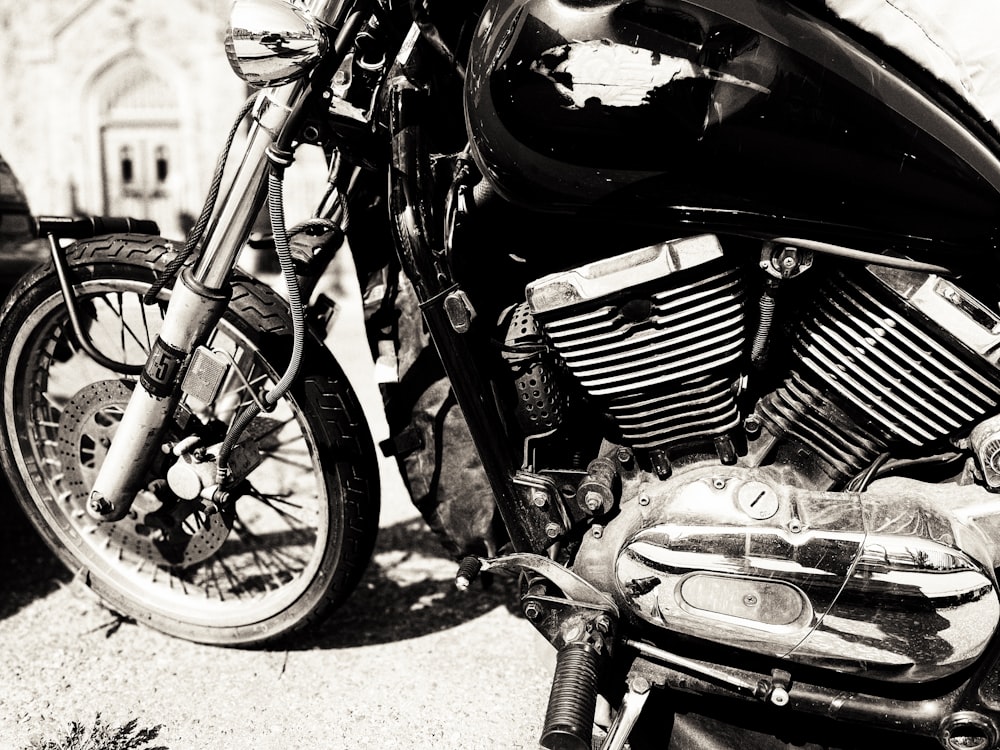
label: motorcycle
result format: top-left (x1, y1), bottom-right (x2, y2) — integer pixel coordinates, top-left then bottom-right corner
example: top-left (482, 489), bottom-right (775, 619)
top-left (4, 0), bottom-right (1000, 747)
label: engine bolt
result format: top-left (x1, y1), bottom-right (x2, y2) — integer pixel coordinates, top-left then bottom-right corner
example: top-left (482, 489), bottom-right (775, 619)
top-left (770, 686), bottom-right (790, 707)
top-left (594, 615), bottom-right (612, 635)
top-left (712, 478), bottom-right (727, 490)
top-left (592, 525), bottom-right (604, 539)
top-left (88, 493), bottom-right (111, 515)
top-left (531, 489), bottom-right (548, 508)
top-left (744, 415), bottom-right (763, 436)
top-left (584, 491), bottom-right (604, 512)
top-left (545, 523), bottom-right (562, 539)
top-left (616, 447), bottom-right (633, 466)
top-left (564, 623), bottom-right (585, 642)
top-left (638, 493), bottom-right (650, 506)
top-left (628, 676), bottom-right (651, 695)
top-left (743, 593), bottom-right (759, 607)
top-left (524, 601), bottom-right (543, 621)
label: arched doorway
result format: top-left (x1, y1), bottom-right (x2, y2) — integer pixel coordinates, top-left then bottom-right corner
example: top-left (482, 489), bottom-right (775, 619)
top-left (93, 59), bottom-right (186, 238)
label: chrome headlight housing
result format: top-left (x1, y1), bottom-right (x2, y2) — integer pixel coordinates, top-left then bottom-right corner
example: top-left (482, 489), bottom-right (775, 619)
top-left (224, 0), bottom-right (328, 87)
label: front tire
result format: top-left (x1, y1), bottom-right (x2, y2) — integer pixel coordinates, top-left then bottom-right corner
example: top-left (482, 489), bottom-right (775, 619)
top-left (0, 234), bottom-right (380, 645)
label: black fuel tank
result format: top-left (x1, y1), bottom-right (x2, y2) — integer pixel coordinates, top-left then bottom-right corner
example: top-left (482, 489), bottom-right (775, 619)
top-left (464, 0), bottom-right (1000, 257)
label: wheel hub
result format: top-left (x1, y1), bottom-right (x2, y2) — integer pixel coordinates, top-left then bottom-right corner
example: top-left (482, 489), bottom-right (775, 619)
top-left (56, 379), bottom-right (233, 567)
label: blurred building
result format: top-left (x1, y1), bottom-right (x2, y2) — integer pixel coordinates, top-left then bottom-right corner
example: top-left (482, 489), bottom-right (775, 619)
top-left (0, 0), bottom-right (328, 241)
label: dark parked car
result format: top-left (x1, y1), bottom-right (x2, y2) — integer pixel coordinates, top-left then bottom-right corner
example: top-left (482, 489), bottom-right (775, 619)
top-left (0, 153), bottom-right (46, 297)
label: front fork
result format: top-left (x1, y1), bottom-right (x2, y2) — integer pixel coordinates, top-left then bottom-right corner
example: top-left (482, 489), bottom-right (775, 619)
top-left (87, 83), bottom-right (306, 521)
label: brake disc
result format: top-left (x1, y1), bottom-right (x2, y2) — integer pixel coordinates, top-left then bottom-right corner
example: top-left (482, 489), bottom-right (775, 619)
top-left (56, 379), bottom-right (232, 567)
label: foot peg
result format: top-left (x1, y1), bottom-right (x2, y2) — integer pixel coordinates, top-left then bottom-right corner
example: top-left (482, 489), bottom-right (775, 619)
top-left (462, 552), bottom-right (622, 749)
top-left (540, 612), bottom-right (616, 750)
top-left (454, 556), bottom-right (483, 590)
top-left (541, 641), bottom-right (602, 750)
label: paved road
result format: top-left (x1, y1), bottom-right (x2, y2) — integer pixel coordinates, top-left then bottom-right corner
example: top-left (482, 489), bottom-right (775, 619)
top-left (0, 255), bottom-right (554, 750)
top-left (0, 474), bottom-right (553, 750)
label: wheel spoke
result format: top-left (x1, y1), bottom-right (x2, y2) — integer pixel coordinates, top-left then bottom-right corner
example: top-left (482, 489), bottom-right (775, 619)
top-left (257, 453), bottom-right (314, 473)
top-left (242, 487), bottom-right (314, 528)
top-left (251, 416), bottom-right (297, 442)
top-left (233, 519), bottom-right (312, 572)
top-left (93, 293), bottom-right (155, 357)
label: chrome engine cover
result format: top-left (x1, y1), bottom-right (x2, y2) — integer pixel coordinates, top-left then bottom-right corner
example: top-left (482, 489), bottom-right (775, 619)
top-left (573, 466), bottom-right (1000, 682)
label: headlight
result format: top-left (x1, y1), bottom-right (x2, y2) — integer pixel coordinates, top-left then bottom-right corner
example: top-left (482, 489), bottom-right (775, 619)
top-left (224, 0), bottom-right (328, 87)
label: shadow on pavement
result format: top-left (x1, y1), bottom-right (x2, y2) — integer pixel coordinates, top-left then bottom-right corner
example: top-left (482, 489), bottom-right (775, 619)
top-left (0, 478), bottom-right (520, 646)
top-left (294, 518), bottom-right (523, 650)
top-left (0, 485), bottom-right (71, 622)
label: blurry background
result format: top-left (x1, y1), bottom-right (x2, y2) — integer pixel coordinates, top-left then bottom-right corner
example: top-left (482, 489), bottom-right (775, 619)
top-left (0, 0), bottom-right (386, 467)
top-left (0, 0), bottom-right (327, 242)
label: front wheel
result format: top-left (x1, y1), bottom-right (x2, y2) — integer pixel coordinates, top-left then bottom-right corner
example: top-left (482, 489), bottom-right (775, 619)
top-left (0, 234), bottom-right (380, 645)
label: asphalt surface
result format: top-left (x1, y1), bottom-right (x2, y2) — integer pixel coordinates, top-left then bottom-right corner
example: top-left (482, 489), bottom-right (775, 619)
top-left (0, 254), bottom-right (554, 750)
top-left (0, 480), bottom-right (553, 750)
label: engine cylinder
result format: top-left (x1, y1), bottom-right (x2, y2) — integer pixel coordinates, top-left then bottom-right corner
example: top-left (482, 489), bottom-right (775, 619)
top-left (526, 234), bottom-right (746, 451)
top-left (758, 266), bottom-right (1000, 480)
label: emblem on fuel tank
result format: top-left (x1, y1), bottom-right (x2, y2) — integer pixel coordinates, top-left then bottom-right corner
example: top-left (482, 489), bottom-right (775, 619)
top-left (530, 40), bottom-right (770, 110)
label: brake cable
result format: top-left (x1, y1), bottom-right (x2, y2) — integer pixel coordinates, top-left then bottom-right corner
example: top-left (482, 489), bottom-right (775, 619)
top-left (215, 150), bottom-right (307, 486)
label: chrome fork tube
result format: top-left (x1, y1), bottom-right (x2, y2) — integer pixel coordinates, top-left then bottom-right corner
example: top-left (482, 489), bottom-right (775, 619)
top-left (193, 83), bottom-right (305, 287)
top-left (87, 83), bottom-right (306, 521)
top-left (308, 0), bottom-right (360, 27)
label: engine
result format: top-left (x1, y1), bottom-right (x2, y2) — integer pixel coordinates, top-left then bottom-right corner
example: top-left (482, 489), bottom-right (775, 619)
top-left (507, 233), bottom-right (1000, 682)
top-left (516, 234), bottom-right (1000, 486)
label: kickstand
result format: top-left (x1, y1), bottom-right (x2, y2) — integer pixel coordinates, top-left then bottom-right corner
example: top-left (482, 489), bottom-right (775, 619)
top-left (599, 676), bottom-right (651, 750)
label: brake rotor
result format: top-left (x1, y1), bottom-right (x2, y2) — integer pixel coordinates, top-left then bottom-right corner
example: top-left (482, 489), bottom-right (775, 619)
top-left (56, 379), bottom-right (232, 567)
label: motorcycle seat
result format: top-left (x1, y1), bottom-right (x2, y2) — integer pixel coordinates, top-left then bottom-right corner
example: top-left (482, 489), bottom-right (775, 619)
top-left (826, 0), bottom-right (1000, 130)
